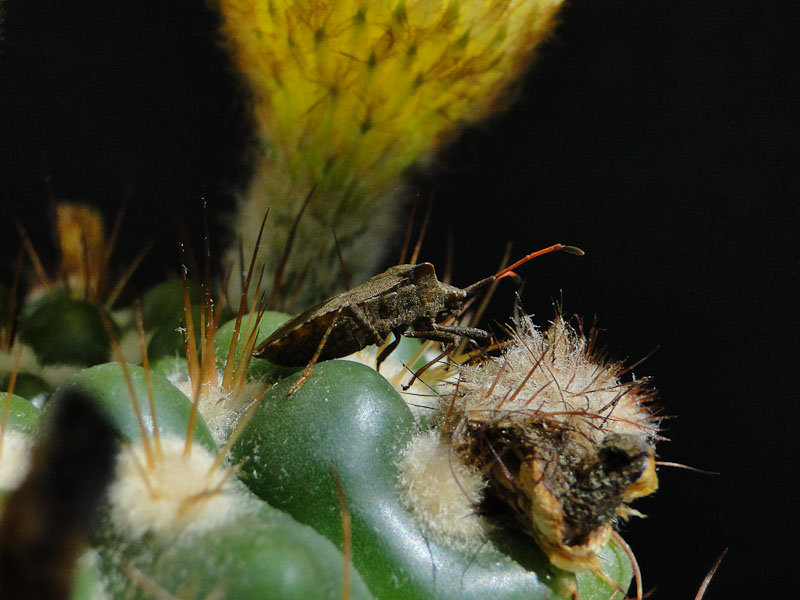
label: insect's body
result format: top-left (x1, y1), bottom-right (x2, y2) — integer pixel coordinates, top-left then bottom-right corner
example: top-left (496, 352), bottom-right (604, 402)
top-left (258, 263), bottom-right (466, 365)
top-left (256, 245), bottom-right (580, 371)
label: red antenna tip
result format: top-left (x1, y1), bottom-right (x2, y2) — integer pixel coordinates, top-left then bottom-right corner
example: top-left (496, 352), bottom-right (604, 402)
top-left (494, 244), bottom-right (583, 280)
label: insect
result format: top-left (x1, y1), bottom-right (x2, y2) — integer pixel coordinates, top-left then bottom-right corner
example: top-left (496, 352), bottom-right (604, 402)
top-left (255, 244), bottom-right (582, 374)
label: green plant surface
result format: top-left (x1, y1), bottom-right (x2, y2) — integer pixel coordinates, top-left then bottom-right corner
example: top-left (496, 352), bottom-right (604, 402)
top-left (52, 363), bottom-right (216, 451)
top-left (19, 294), bottom-right (112, 366)
top-left (140, 279), bottom-right (201, 331)
top-left (576, 542), bottom-right (633, 598)
top-left (0, 373), bottom-right (52, 407)
top-left (146, 304), bottom-right (202, 361)
top-left (232, 360), bottom-right (630, 599)
top-left (147, 354), bottom-right (189, 380)
top-left (40, 360), bottom-right (374, 599)
top-left (70, 552), bottom-right (105, 600)
top-left (0, 392), bottom-right (41, 434)
top-left (93, 492), bottom-right (374, 600)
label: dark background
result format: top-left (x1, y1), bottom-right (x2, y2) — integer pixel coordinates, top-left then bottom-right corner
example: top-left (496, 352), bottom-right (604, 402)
top-left (1, 1), bottom-right (797, 597)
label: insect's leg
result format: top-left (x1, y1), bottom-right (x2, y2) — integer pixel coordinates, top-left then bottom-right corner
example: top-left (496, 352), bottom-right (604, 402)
top-left (337, 302), bottom-right (393, 369)
top-left (402, 325), bottom-right (491, 388)
top-left (430, 323), bottom-right (492, 344)
top-left (341, 302), bottom-right (386, 346)
top-left (400, 342), bottom-right (455, 390)
top-left (404, 330), bottom-right (460, 345)
top-left (400, 330), bottom-right (461, 389)
top-left (375, 328), bottom-right (404, 373)
top-left (287, 304), bottom-right (346, 396)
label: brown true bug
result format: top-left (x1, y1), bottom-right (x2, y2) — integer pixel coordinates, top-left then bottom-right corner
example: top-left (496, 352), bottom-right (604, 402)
top-left (255, 244), bottom-right (583, 381)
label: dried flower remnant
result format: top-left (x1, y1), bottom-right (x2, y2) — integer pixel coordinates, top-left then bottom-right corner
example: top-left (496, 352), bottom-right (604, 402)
top-left (21, 202), bottom-right (149, 306)
top-left (54, 204), bottom-right (108, 299)
top-left (448, 315), bottom-right (659, 572)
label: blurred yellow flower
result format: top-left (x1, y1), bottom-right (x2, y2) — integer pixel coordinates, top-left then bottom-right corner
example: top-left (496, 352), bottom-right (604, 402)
top-left (218, 0), bottom-right (564, 304)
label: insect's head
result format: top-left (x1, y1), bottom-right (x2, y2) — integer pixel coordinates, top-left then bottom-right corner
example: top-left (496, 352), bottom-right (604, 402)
top-left (440, 283), bottom-right (468, 315)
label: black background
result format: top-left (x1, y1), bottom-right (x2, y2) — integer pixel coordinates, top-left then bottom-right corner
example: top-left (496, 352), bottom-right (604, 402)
top-left (1, 1), bottom-right (798, 597)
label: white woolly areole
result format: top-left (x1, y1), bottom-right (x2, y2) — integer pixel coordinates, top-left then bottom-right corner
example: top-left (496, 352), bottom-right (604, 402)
top-left (0, 343), bottom-right (80, 389)
top-left (166, 370), bottom-right (264, 445)
top-left (397, 430), bottom-right (488, 548)
top-left (345, 346), bottom-right (445, 422)
top-left (455, 316), bottom-right (655, 446)
top-left (0, 431), bottom-right (32, 490)
top-left (109, 436), bottom-right (241, 540)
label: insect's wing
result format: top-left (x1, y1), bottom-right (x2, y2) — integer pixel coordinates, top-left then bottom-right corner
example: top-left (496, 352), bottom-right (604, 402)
top-left (254, 265), bottom-right (416, 363)
top-left (254, 302), bottom-right (328, 358)
top-left (337, 265), bottom-right (415, 304)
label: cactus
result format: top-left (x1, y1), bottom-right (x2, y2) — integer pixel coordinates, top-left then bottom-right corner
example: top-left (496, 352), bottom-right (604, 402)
top-left (218, 0), bottom-right (568, 305)
top-left (0, 198), bottom-right (652, 598)
top-left (0, 2), bottom-right (661, 598)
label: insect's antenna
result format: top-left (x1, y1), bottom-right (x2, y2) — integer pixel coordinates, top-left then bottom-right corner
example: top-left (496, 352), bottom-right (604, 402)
top-left (462, 244), bottom-right (584, 298)
top-left (465, 243), bottom-right (512, 329)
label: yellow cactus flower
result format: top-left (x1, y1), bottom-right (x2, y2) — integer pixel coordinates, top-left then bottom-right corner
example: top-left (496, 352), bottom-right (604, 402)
top-left (218, 0), bottom-right (565, 304)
